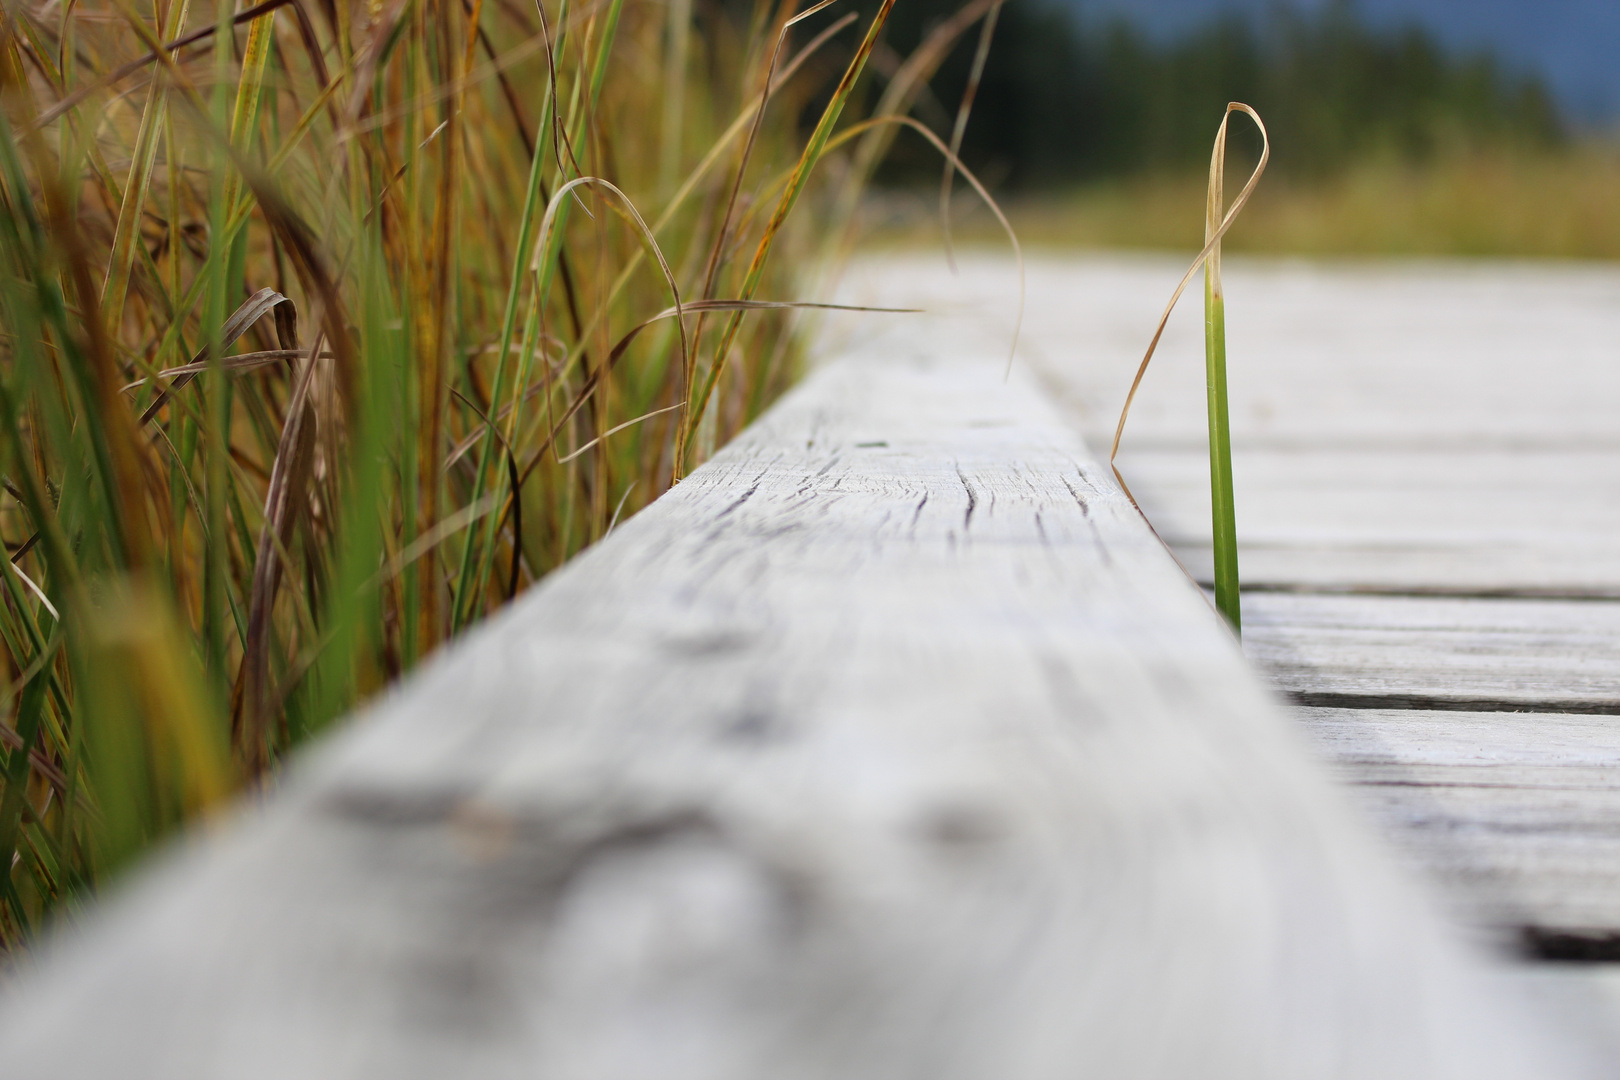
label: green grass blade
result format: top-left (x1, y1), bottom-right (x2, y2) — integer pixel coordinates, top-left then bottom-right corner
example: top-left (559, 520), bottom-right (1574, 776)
top-left (1109, 104), bottom-right (1269, 635)
top-left (683, 0), bottom-right (899, 464)
top-left (1203, 267), bottom-right (1239, 634)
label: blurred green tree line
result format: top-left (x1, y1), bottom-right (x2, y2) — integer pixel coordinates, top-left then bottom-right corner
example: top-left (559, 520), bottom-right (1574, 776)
top-left (836, 0), bottom-right (1564, 187)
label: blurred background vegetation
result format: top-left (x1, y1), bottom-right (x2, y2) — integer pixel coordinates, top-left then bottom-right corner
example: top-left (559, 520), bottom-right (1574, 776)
top-left (859, 0), bottom-right (1620, 256)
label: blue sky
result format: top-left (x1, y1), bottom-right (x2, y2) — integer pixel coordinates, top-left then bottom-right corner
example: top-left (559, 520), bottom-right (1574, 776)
top-left (1059, 0), bottom-right (1620, 124)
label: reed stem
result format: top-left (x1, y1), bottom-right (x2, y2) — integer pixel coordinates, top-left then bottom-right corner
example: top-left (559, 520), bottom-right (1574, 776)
top-left (1204, 113), bottom-right (1240, 635)
top-left (1203, 271), bottom-right (1239, 634)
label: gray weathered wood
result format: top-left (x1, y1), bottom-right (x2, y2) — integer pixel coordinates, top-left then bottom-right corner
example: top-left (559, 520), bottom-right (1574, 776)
top-left (829, 253), bottom-right (1620, 958)
top-left (0, 348), bottom-right (1595, 1079)
top-left (831, 252), bottom-right (1620, 449)
top-left (828, 252), bottom-right (1620, 593)
top-left (1242, 593), bottom-right (1620, 710)
top-left (1129, 448), bottom-right (1620, 594)
top-left (1300, 707), bottom-right (1620, 936)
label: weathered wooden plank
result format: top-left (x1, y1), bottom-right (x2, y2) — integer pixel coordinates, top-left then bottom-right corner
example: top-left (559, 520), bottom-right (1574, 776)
top-left (829, 253), bottom-right (1620, 592)
top-left (1509, 968), bottom-right (1620, 1056)
top-left (1299, 707), bottom-right (1620, 938)
top-left (831, 252), bottom-right (1620, 448)
top-left (0, 349), bottom-right (1595, 1079)
top-left (832, 248), bottom-right (1620, 984)
top-left (1304, 706), bottom-right (1620, 772)
top-left (1241, 593), bottom-right (1620, 710)
top-left (830, 252), bottom-right (1620, 1015)
top-left (1130, 448), bottom-right (1620, 594)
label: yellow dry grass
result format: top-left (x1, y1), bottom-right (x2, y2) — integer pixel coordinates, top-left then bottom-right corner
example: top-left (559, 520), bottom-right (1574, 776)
top-left (885, 146), bottom-right (1620, 259)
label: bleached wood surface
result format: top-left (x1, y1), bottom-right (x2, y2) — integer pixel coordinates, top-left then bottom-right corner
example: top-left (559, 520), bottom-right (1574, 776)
top-left (0, 345), bottom-right (1598, 1078)
top-left (1301, 707), bottom-right (1620, 935)
top-left (1113, 447), bottom-right (1620, 594)
top-left (1244, 593), bottom-right (1620, 711)
top-left (830, 252), bottom-right (1620, 946)
top-left (830, 253), bottom-right (1620, 594)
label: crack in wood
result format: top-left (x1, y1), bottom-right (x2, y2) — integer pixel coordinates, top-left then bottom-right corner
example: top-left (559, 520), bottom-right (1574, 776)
top-left (908, 492), bottom-right (928, 538)
top-left (953, 462), bottom-right (977, 531)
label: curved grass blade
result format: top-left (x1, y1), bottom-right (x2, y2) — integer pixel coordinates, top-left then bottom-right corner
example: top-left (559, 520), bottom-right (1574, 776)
top-left (940, 1), bottom-right (1001, 273)
top-left (682, 0), bottom-right (900, 465)
top-left (531, 10), bottom-right (858, 409)
top-left (454, 173), bottom-right (690, 623)
top-left (819, 114), bottom-right (1023, 375)
top-left (1109, 102), bottom-right (1269, 634)
top-left (138, 288), bottom-right (293, 425)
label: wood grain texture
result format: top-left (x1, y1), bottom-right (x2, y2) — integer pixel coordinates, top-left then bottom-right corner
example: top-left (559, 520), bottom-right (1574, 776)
top-left (1130, 448), bottom-right (1620, 594)
top-left (1241, 593), bottom-right (1620, 710)
top-left (828, 253), bottom-right (1620, 593)
top-left (830, 254), bottom-right (1620, 951)
top-left (0, 348), bottom-right (1595, 1079)
top-left (1300, 707), bottom-right (1620, 935)
top-left (830, 253), bottom-right (1620, 448)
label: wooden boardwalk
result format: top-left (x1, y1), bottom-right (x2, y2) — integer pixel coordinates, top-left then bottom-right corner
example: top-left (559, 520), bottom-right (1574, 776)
top-left (8, 306), bottom-right (1614, 1077)
top-left (3, 252), bottom-right (1618, 1075)
top-left (833, 252), bottom-right (1620, 958)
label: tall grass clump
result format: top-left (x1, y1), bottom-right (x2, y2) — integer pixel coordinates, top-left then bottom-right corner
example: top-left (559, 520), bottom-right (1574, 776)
top-left (1112, 103), bottom-right (1267, 635)
top-left (0, 0), bottom-right (1008, 956)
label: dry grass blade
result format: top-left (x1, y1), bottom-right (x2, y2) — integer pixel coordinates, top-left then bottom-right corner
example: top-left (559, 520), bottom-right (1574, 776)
top-left (0, 721), bottom-right (69, 796)
top-left (532, 0), bottom-right (589, 189)
top-left (511, 300), bottom-right (914, 488)
top-left (656, 10), bottom-right (856, 235)
top-left (530, 174), bottom-right (688, 448)
top-left (239, 315), bottom-right (319, 773)
top-left (137, 288), bottom-right (293, 425)
top-left (824, 115), bottom-right (1023, 372)
top-left (449, 389), bottom-right (526, 599)
top-left (678, 0), bottom-right (845, 461)
top-left (555, 403), bottom-right (683, 464)
top-left (31, 0), bottom-right (296, 128)
top-left (1108, 103), bottom-right (1270, 506)
top-left (99, 0), bottom-right (190, 335)
top-left (444, 299), bottom-right (912, 472)
top-left (940, 1), bottom-right (1002, 272)
top-left (821, 0), bottom-right (1005, 272)
top-left (546, 9), bottom-right (859, 392)
top-left (684, 0), bottom-right (901, 460)
top-left (121, 350), bottom-right (337, 391)
top-left (691, 0), bottom-right (842, 335)
top-left (1108, 103), bottom-right (1268, 635)
top-left (368, 494), bottom-right (505, 591)
top-left (6, 562), bottom-right (59, 621)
